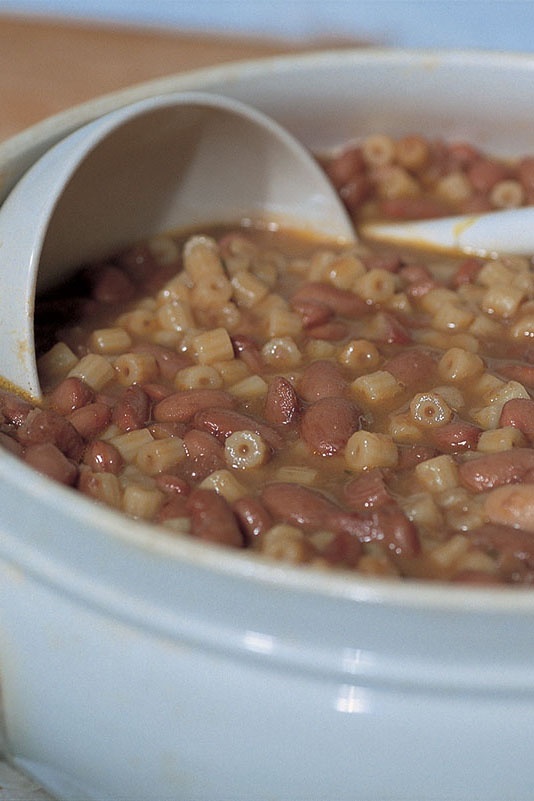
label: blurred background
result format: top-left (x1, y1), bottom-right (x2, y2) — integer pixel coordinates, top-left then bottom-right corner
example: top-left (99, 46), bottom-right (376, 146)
top-left (1, 0), bottom-right (533, 51)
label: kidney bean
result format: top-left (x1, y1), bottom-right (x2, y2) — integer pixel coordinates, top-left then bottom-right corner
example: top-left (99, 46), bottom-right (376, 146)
top-left (498, 363), bottom-right (534, 389)
top-left (154, 389), bottom-right (235, 423)
top-left (18, 409), bottom-right (84, 461)
top-left (24, 442), bottom-right (78, 486)
top-left (186, 488), bottom-right (243, 547)
top-left (371, 312), bottom-right (412, 345)
top-left (324, 145), bottom-right (365, 189)
top-left (339, 175), bottom-right (371, 214)
top-left (264, 376), bottom-right (300, 425)
top-left (499, 398), bottom-right (534, 441)
top-left (193, 408), bottom-right (284, 449)
top-left (90, 263), bottom-right (135, 303)
top-left (156, 494), bottom-right (189, 524)
top-left (467, 157), bottom-right (510, 193)
top-left (48, 376), bottom-right (94, 415)
top-left (384, 348), bottom-right (437, 387)
top-left (290, 299), bottom-right (333, 329)
top-left (399, 264), bottom-right (437, 298)
top-left (320, 530), bottom-right (362, 568)
top-left (142, 383), bottom-right (174, 402)
top-left (451, 570), bottom-right (505, 586)
top-left (231, 335), bottom-right (264, 373)
top-left (155, 474), bottom-right (191, 496)
top-left (183, 429), bottom-right (224, 460)
top-left (466, 523), bottom-right (534, 568)
top-left (261, 482), bottom-right (346, 532)
top-left (261, 483), bottom-right (417, 558)
top-left (83, 440), bottom-right (123, 474)
top-left (307, 321), bottom-right (350, 341)
top-left (112, 385), bottom-right (150, 432)
top-left (378, 196), bottom-right (450, 220)
top-left (301, 397), bottom-right (363, 456)
top-left (133, 344), bottom-right (192, 382)
top-left (364, 502), bottom-right (420, 558)
top-left (290, 282), bottom-right (367, 318)
top-left (69, 401), bottom-right (112, 439)
top-left (397, 444), bottom-right (439, 469)
top-left (233, 496), bottom-right (273, 543)
top-left (518, 156), bottom-right (534, 192)
top-left (452, 258), bottom-right (482, 287)
top-left (459, 193), bottom-right (494, 214)
top-left (458, 448), bottom-right (534, 492)
top-left (343, 468), bottom-right (392, 512)
top-left (298, 360), bottom-right (348, 402)
top-left (483, 484), bottom-right (534, 533)
top-left (0, 389), bottom-right (33, 426)
top-left (430, 421), bottom-right (481, 454)
top-left (149, 421), bottom-right (187, 440)
top-left (0, 431), bottom-right (22, 457)
top-left (363, 253), bottom-right (403, 274)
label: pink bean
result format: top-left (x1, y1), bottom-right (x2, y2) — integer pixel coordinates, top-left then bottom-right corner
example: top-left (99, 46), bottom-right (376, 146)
top-left (289, 299), bottom-right (333, 329)
top-left (149, 421), bottom-right (187, 440)
top-left (24, 442), bottom-right (78, 486)
top-left (154, 389), bottom-right (235, 423)
top-left (112, 385), bottom-right (150, 432)
top-left (0, 389), bottom-right (33, 426)
top-left (48, 376), bottom-right (94, 415)
top-left (319, 530), bottom-right (362, 568)
top-left (498, 363), bottom-right (534, 389)
top-left (324, 145), bottom-right (365, 189)
top-left (300, 397), bottom-right (363, 456)
top-left (156, 494), bottom-right (189, 524)
top-left (0, 431), bottom-right (22, 457)
top-left (233, 496), bottom-right (274, 542)
top-left (290, 281), bottom-right (367, 318)
top-left (261, 482), bottom-right (347, 533)
top-left (499, 398), bottom-right (534, 440)
top-left (458, 448), bottom-right (534, 492)
top-left (69, 402), bottom-right (112, 439)
top-left (356, 502), bottom-right (421, 558)
top-left (466, 523), bottom-right (534, 568)
top-left (231, 335), bottom-right (264, 373)
top-left (186, 488), bottom-right (243, 547)
top-left (384, 348), bottom-right (437, 387)
top-left (155, 474), bottom-right (191, 496)
top-left (264, 376), bottom-right (300, 425)
top-left (430, 421), bottom-right (481, 454)
top-left (397, 444), bottom-right (439, 469)
top-left (307, 321), bottom-right (350, 341)
top-left (193, 407), bottom-right (284, 449)
top-left (18, 409), bottom-right (84, 461)
top-left (467, 157), bottom-right (510, 193)
top-left (343, 468), bottom-right (392, 512)
top-left (181, 430), bottom-right (225, 482)
top-left (90, 263), bottom-right (134, 303)
top-left (298, 360), bottom-right (348, 402)
top-left (133, 344), bottom-right (192, 382)
top-left (83, 440), bottom-right (123, 474)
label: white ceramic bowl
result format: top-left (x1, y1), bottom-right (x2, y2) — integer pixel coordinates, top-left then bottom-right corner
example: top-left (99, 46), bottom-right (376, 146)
top-left (1, 49), bottom-right (534, 801)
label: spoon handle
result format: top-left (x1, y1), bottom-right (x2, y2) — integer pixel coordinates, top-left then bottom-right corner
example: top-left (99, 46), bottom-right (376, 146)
top-left (359, 206), bottom-right (534, 257)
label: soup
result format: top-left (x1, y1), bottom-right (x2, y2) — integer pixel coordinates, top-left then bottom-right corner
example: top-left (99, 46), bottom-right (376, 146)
top-left (2, 131), bottom-right (534, 585)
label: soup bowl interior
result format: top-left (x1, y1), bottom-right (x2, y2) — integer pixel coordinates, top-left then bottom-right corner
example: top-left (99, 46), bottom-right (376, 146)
top-left (1, 48), bottom-right (534, 801)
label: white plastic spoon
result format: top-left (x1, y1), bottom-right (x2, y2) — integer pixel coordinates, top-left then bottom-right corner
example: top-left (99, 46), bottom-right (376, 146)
top-left (0, 91), bottom-right (354, 401)
top-left (359, 206), bottom-right (534, 258)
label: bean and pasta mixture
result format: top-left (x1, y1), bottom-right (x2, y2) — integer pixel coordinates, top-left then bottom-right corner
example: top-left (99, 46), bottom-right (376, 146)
top-left (2, 132), bottom-right (534, 585)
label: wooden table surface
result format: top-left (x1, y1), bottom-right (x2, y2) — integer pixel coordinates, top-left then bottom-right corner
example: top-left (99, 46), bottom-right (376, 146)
top-left (0, 14), bottom-right (362, 144)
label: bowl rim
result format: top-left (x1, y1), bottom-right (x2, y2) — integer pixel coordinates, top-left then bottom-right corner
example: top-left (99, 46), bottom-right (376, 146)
top-left (2, 45), bottom-right (534, 617)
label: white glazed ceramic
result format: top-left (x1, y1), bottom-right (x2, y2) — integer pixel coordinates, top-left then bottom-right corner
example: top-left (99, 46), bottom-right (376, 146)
top-left (361, 205), bottom-right (534, 257)
top-left (0, 90), bottom-right (352, 401)
top-left (1, 49), bottom-right (534, 801)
